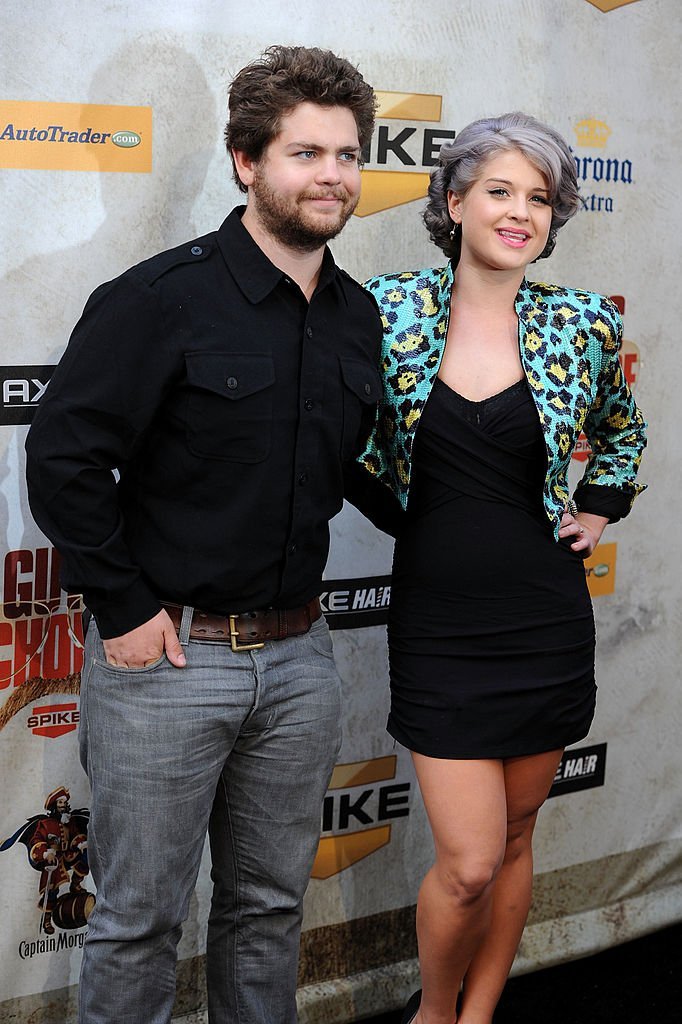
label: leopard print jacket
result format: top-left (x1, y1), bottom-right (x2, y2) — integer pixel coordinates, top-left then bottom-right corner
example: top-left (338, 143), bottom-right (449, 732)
top-left (358, 264), bottom-right (646, 537)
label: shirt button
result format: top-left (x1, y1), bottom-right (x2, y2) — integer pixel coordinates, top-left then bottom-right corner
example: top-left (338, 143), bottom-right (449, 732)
top-left (191, 246), bottom-right (203, 256)
top-left (289, 542), bottom-right (298, 555)
top-left (304, 398), bottom-right (314, 411)
top-left (226, 376), bottom-right (238, 390)
top-left (306, 327), bottom-right (313, 338)
top-left (298, 473), bottom-right (308, 486)
top-left (364, 383), bottom-right (372, 395)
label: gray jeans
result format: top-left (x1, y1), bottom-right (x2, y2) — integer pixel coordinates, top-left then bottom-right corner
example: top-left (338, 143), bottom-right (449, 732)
top-left (78, 614), bottom-right (342, 1024)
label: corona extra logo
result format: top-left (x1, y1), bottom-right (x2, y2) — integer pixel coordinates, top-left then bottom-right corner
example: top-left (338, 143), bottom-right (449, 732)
top-left (584, 0), bottom-right (641, 11)
top-left (311, 755), bottom-right (411, 879)
top-left (570, 116), bottom-right (634, 214)
top-left (585, 543), bottom-right (617, 598)
top-left (573, 118), bottom-right (611, 148)
top-left (355, 92), bottom-right (455, 217)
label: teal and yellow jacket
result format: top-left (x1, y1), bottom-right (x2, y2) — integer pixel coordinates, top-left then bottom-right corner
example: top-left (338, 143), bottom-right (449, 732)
top-left (356, 264), bottom-right (646, 537)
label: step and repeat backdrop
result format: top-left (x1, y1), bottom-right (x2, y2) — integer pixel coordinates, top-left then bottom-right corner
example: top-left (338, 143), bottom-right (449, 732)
top-left (1, 1), bottom-right (680, 1021)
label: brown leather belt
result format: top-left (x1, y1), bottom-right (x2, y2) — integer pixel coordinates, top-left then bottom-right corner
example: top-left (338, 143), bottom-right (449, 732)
top-left (161, 598), bottom-right (322, 652)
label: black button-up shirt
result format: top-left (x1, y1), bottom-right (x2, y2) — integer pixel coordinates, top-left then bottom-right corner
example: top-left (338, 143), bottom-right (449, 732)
top-left (25, 208), bottom-right (382, 638)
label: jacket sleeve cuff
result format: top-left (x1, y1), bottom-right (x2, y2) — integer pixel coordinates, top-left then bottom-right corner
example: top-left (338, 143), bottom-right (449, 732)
top-left (83, 581), bottom-right (163, 640)
top-left (572, 483), bottom-right (636, 525)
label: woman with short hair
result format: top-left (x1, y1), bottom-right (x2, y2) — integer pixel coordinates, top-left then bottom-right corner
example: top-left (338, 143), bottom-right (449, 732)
top-left (357, 112), bottom-right (646, 1024)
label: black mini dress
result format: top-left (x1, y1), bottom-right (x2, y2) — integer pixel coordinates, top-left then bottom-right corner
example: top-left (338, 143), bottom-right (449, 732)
top-left (387, 376), bottom-right (596, 759)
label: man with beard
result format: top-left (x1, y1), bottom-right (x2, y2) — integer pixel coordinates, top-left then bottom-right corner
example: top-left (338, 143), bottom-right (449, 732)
top-left (25, 45), bottom-right (380, 1024)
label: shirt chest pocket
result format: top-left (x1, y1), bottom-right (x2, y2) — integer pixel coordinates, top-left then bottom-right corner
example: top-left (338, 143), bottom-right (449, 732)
top-left (339, 357), bottom-right (381, 460)
top-left (184, 352), bottom-right (275, 463)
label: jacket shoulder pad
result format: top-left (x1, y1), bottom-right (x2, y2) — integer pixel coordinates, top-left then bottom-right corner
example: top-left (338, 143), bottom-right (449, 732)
top-left (364, 266), bottom-right (443, 295)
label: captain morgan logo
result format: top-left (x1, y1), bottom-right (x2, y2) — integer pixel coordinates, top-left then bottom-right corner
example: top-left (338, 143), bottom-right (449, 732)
top-left (0, 100), bottom-right (151, 172)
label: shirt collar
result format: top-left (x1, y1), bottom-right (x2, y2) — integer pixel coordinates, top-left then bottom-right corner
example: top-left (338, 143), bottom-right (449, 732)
top-left (217, 206), bottom-right (341, 304)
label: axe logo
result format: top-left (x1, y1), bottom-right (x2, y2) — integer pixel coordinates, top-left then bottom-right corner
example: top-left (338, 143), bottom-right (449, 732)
top-left (1, 365), bottom-right (54, 425)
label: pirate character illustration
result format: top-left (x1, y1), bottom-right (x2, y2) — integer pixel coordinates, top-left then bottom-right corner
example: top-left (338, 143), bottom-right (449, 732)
top-left (1, 785), bottom-right (94, 934)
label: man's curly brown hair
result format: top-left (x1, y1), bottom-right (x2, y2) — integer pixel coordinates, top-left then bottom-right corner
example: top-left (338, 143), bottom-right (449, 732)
top-left (225, 45), bottom-right (376, 193)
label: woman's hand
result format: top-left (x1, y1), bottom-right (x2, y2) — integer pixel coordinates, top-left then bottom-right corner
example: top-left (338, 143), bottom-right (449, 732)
top-left (559, 509), bottom-right (609, 557)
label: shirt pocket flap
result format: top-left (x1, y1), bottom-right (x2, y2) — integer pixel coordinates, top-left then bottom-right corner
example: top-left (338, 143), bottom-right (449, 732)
top-left (339, 357), bottom-right (381, 404)
top-left (185, 352), bottom-right (275, 400)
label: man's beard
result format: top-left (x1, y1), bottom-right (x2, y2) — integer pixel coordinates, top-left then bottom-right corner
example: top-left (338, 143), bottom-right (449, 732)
top-left (250, 167), bottom-right (358, 252)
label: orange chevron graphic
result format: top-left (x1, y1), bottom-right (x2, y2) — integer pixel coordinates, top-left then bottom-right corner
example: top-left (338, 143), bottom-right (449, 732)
top-left (374, 92), bottom-right (442, 121)
top-left (312, 756), bottom-right (401, 877)
top-left (584, 0), bottom-right (640, 10)
top-left (356, 169), bottom-right (431, 217)
top-left (328, 755), bottom-right (397, 789)
top-left (311, 825), bottom-right (392, 879)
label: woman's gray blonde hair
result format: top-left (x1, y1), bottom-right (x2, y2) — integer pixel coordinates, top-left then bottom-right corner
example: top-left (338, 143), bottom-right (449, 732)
top-left (424, 111), bottom-right (580, 262)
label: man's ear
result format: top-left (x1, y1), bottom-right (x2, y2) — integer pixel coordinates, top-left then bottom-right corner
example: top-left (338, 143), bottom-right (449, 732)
top-left (232, 148), bottom-right (256, 189)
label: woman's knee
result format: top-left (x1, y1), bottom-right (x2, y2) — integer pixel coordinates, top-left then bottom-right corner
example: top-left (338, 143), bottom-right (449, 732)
top-left (434, 853), bottom-right (502, 905)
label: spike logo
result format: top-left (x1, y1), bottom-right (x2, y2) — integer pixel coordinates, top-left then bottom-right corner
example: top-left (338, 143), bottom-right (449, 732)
top-left (356, 92), bottom-right (455, 217)
top-left (27, 702), bottom-right (79, 738)
top-left (312, 755), bottom-right (412, 879)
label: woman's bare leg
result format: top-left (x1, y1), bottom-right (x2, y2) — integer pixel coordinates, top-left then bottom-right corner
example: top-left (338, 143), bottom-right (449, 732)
top-left (410, 755), bottom-right (508, 1024)
top-left (457, 749), bottom-right (564, 1024)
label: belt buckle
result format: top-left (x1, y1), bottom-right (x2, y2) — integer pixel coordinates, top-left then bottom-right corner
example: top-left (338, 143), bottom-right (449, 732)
top-left (229, 614), bottom-right (265, 653)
